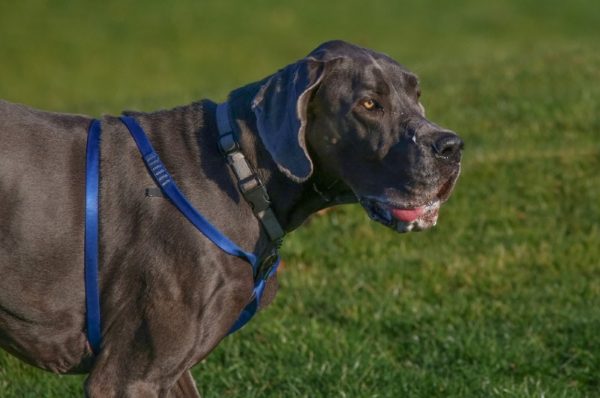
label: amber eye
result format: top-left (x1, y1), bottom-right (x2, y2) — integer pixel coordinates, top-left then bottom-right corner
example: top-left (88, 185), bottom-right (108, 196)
top-left (361, 98), bottom-right (378, 111)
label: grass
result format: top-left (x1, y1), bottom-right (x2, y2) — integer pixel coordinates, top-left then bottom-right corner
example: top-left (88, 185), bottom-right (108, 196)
top-left (1, 0), bottom-right (599, 396)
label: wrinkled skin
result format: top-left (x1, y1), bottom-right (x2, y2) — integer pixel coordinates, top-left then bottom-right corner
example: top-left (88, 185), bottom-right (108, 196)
top-left (0, 40), bottom-right (462, 397)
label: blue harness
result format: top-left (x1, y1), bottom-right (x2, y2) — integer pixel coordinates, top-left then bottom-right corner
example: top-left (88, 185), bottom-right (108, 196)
top-left (84, 106), bottom-right (281, 354)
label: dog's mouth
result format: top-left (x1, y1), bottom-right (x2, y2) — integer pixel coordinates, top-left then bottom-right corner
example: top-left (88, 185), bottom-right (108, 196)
top-left (359, 173), bottom-right (459, 233)
top-left (360, 198), bottom-right (440, 233)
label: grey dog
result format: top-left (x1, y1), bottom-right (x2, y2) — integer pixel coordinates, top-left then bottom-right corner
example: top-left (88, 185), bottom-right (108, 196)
top-left (0, 40), bottom-right (463, 396)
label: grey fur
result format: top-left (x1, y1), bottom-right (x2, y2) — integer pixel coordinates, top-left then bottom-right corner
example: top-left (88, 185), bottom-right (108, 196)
top-left (0, 40), bottom-right (462, 397)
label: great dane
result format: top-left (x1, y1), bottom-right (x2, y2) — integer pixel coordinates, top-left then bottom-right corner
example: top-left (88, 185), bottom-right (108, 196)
top-left (0, 40), bottom-right (463, 396)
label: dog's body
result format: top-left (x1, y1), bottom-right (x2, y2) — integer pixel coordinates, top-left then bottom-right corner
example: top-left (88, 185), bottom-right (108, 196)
top-left (0, 41), bottom-right (462, 397)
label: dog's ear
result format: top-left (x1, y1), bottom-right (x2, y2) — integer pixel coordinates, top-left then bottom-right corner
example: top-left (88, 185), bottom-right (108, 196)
top-left (252, 58), bottom-right (325, 182)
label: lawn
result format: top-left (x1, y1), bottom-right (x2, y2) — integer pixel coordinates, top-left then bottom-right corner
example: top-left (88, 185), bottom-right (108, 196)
top-left (1, 0), bottom-right (599, 396)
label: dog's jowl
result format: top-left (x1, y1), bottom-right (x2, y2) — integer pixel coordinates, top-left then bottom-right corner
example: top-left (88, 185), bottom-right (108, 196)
top-left (0, 40), bottom-right (462, 397)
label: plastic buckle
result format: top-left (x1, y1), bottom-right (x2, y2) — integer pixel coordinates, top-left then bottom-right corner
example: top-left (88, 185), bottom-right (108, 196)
top-left (241, 183), bottom-right (270, 213)
top-left (238, 174), bottom-right (261, 193)
top-left (218, 132), bottom-right (239, 155)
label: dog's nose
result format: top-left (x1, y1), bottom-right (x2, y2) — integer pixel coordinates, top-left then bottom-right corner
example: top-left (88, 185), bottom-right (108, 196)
top-left (431, 132), bottom-right (464, 161)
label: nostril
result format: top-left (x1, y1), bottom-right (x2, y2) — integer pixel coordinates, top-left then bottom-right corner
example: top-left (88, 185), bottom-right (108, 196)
top-left (432, 132), bottom-right (464, 159)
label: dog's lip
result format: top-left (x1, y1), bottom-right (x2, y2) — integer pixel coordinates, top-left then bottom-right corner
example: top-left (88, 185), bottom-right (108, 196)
top-left (390, 206), bottom-right (425, 223)
top-left (360, 197), bottom-right (438, 226)
top-left (436, 171), bottom-right (460, 203)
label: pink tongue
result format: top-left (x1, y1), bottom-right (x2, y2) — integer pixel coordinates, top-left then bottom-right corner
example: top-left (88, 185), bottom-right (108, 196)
top-left (391, 207), bottom-right (425, 222)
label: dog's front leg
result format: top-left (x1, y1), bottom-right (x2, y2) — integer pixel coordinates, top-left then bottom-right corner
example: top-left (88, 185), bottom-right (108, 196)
top-left (168, 370), bottom-right (201, 398)
top-left (85, 347), bottom-right (201, 398)
top-left (83, 309), bottom-right (210, 398)
top-left (82, 281), bottom-right (243, 397)
top-left (87, 369), bottom-right (201, 398)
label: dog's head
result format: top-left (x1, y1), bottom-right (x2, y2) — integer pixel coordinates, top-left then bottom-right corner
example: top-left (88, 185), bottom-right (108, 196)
top-left (252, 40), bottom-right (463, 232)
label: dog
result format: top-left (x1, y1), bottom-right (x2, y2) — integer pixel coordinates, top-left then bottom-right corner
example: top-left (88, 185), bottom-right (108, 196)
top-left (0, 40), bottom-right (462, 397)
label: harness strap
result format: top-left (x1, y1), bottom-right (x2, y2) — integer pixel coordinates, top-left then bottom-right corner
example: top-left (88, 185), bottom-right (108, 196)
top-left (83, 112), bottom-right (282, 355)
top-left (119, 115), bottom-right (259, 270)
top-left (117, 115), bottom-right (280, 335)
top-left (216, 103), bottom-right (285, 243)
top-left (84, 119), bottom-right (102, 355)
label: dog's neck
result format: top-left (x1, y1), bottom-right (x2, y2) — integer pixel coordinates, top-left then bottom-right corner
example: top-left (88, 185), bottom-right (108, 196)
top-left (225, 83), bottom-right (355, 232)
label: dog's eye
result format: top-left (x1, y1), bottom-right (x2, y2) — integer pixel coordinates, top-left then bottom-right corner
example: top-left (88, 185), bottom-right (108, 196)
top-left (361, 98), bottom-right (380, 111)
top-left (416, 88), bottom-right (422, 99)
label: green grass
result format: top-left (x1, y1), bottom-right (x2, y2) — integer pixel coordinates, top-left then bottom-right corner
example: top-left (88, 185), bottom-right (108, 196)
top-left (1, 0), bottom-right (599, 396)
